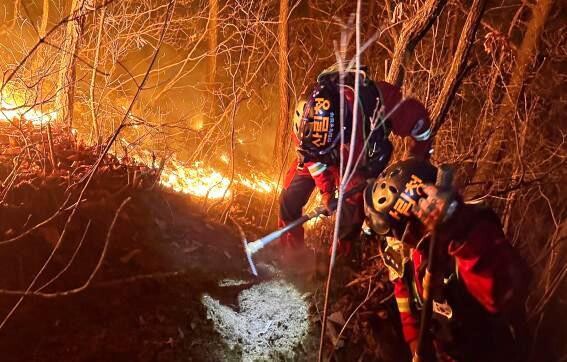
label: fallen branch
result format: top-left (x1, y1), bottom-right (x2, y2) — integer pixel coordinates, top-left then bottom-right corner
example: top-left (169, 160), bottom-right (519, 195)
top-left (345, 273), bottom-right (378, 288)
top-left (0, 198), bottom-right (130, 298)
top-left (36, 220), bottom-right (92, 292)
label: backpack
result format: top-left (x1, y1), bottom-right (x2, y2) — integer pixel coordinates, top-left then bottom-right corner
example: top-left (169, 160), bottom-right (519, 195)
top-left (315, 64), bottom-right (393, 177)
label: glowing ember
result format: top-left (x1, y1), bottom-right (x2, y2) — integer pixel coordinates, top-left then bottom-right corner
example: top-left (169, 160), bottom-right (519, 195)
top-left (304, 216), bottom-right (323, 229)
top-left (304, 193), bottom-right (323, 229)
top-left (190, 113), bottom-right (205, 131)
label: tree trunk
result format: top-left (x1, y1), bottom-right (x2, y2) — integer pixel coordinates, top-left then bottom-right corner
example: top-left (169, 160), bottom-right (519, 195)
top-left (89, 7), bottom-right (106, 144)
top-left (39, 0), bottom-right (49, 38)
top-left (273, 0), bottom-right (290, 166)
top-left (206, 0), bottom-right (219, 120)
top-left (56, 0), bottom-right (86, 131)
top-left (208, 0), bottom-right (218, 85)
top-left (386, 0), bottom-right (447, 87)
top-left (466, 0), bottom-right (554, 199)
top-left (501, 110), bottom-right (531, 235)
top-left (430, 0), bottom-right (487, 131)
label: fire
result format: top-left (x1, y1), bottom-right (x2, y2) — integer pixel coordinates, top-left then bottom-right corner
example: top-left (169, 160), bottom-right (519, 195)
top-left (124, 141), bottom-right (281, 200)
top-left (220, 153), bottom-right (230, 164)
top-left (190, 113), bottom-right (205, 131)
top-left (304, 216), bottom-right (323, 229)
top-left (0, 85), bottom-right (278, 201)
top-left (0, 83), bottom-right (278, 201)
top-left (0, 88), bottom-right (57, 125)
top-left (238, 173), bottom-right (278, 194)
top-left (155, 157), bottom-right (280, 199)
top-left (160, 160), bottom-right (231, 199)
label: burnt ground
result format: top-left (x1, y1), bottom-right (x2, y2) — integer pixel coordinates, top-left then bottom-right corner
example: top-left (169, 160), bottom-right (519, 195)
top-left (0, 191), bottom-right (321, 362)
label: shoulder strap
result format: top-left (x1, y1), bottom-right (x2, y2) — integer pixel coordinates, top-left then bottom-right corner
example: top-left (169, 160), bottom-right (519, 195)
top-left (316, 64), bottom-right (380, 127)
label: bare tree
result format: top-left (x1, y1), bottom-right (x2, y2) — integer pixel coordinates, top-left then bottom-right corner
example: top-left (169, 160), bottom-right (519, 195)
top-left (386, 0), bottom-right (447, 87)
top-left (274, 0), bottom-right (290, 166)
top-left (468, 0), bottom-right (555, 199)
top-left (430, 0), bottom-right (487, 130)
top-left (208, 0), bottom-right (219, 86)
top-left (56, 0), bottom-right (87, 130)
top-left (89, 6), bottom-right (106, 144)
top-left (39, 0), bottom-right (50, 38)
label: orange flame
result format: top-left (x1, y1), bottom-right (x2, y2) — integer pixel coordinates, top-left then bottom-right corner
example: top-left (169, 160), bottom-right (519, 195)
top-left (0, 88), bottom-right (57, 125)
top-left (156, 157), bottom-right (279, 200)
top-left (160, 160), bottom-right (231, 199)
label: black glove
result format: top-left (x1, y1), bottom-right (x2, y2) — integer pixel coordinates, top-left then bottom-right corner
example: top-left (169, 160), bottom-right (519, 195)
top-left (321, 192), bottom-right (338, 216)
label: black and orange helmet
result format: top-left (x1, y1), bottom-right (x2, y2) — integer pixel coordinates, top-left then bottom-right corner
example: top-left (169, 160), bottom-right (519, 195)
top-left (364, 158), bottom-right (437, 237)
top-left (296, 81), bottom-right (352, 163)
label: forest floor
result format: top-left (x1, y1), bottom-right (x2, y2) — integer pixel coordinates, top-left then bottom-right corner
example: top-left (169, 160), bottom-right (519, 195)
top-left (0, 124), bottom-right (404, 362)
top-left (0, 190), bottom-right (326, 362)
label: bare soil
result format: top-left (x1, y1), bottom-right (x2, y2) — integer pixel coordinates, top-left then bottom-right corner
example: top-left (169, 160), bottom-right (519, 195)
top-left (0, 191), bottom-right (319, 362)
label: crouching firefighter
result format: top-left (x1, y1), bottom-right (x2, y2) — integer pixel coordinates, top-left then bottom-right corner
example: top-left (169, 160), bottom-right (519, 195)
top-left (278, 64), bottom-right (433, 256)
top-left (363, 158), bottom-right (531, 362)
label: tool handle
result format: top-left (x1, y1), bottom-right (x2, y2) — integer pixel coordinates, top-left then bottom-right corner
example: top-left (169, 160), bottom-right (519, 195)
top-left (246, 181), bottom-right (369, 255)
top-left (415, 164), bottom-right (454, 361)
top-left (436, 164), bottom-right (454, 193)
top-left (426, 164), bottom-right (454, 276)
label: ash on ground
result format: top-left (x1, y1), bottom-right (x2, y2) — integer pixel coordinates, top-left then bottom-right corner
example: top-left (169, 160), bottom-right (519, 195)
top-left (202, 279), bottom-right (310, 361)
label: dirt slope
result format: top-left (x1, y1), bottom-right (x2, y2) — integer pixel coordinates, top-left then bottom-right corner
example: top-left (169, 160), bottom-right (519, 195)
top-left (0, 191), bottom-right (317, 362)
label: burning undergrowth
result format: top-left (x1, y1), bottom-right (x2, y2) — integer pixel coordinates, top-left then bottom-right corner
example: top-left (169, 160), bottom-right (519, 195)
top-left (0, 118), bottom-right (281, 287)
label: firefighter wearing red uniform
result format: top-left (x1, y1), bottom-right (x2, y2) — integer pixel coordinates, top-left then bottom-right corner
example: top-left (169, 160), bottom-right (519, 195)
top-left (279, 65), bottom-right (433, 253)
top-left (363, 158), bottom-right (531, 362)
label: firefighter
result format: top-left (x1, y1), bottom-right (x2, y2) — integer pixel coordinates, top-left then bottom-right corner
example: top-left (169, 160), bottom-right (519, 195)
top-left (363, 158), bottom-right (530, 362)
top-left (278, 64), bottom-right (433, 257)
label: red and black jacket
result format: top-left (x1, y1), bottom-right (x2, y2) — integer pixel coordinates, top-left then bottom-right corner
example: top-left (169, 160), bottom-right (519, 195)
top-left (391, 205), bottom-right (530, 361)
top-left (301, 81), bottom-right (433, 198)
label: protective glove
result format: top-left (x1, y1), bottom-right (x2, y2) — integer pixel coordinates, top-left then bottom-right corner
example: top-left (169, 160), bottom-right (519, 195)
top-left (414, 185), bottom-right (459, 232)
top-left (321, 191), bottom-right (338, 216)
top-left (361, 219), bottom-right (374, 236)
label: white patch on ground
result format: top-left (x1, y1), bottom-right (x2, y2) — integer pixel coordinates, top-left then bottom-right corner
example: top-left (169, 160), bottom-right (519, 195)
top-left (202, 280), bottom-right (309, 361)
top-left (218, 278), bottom-right (249, 287)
